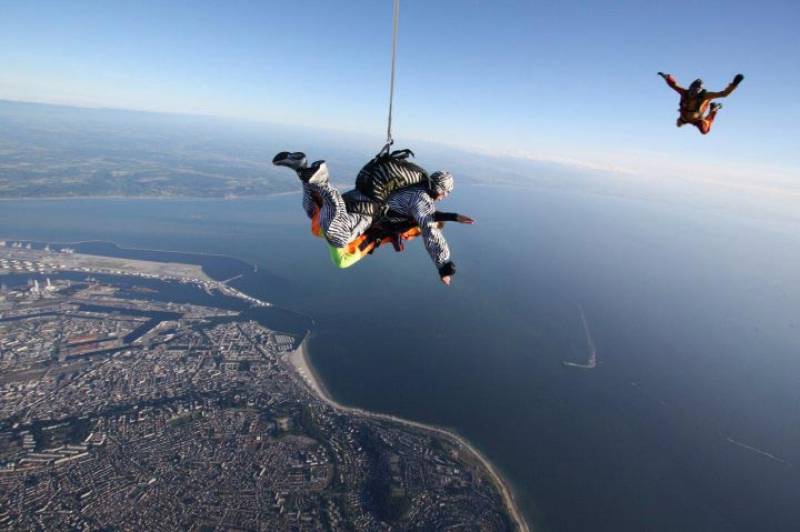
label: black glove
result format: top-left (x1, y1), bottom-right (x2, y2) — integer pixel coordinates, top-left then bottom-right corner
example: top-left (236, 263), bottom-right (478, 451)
top-left (657, 72), bottom-right (668, 79)
top-left (733, 73), bottom-right (744, 85)
top-left (438, 261), bottom-right (456, 278)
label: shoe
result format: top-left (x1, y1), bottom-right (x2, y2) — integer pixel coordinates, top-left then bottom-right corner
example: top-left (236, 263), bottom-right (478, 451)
top-left (299, 161), bottom-right (329, 185)
top-left (710, 103), bottom-right (723, 112)
top-left (272, 151), bottom-right (307, 172)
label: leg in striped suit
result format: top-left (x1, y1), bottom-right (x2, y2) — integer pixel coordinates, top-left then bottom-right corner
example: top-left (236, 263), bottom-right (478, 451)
top-left (302, 163), bottom-right (373, 248)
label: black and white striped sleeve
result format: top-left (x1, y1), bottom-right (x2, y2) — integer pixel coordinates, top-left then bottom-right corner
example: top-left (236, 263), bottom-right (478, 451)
top-left (409, 191), bottom-right (451, 270)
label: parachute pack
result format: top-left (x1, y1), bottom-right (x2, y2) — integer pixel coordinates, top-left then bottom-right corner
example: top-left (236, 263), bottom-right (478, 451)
top-left (343, 148), bottom-right (430, 217)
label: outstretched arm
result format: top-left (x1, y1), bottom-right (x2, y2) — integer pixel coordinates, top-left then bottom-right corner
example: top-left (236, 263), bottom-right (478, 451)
top-left (705, 73), bottom-right (744, 99)
top-left (658, 72), bottom-right (685, 95)
top-left (411, 195), bottom-right (455, 284)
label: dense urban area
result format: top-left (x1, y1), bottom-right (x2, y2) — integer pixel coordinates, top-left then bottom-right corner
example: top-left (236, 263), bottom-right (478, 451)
top-left (0, 243), bottom-right (518, 531)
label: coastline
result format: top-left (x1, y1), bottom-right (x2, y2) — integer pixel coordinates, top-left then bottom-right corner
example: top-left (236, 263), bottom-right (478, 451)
top-left (287, 334), bottom-right (530, 532)
top-left (1, 235), bottom-right (529, 529)
top-left (0, 239), bottom-right (270, 309)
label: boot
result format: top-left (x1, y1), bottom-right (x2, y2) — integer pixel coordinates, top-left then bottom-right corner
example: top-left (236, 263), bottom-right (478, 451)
top-left (299, 161), bottom-right (329, 185)
top-left (272, 151), bottom-right (307, 172)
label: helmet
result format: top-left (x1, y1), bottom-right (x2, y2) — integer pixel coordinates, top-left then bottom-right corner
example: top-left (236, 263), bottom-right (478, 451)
top-left (429, 171), bottom-right (454, 196)
top-left (689, 78), bottom-right (703, 92)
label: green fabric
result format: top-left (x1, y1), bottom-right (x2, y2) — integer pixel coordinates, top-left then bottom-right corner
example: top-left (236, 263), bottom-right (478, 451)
top-left (324, 231), bottom-right (366, 269)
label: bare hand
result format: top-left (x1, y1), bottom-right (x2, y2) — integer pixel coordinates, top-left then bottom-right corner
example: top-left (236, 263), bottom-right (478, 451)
top-left (456, 214), bottom-right (475, 224)
top-left (440, 275), bottom-right (452, 286)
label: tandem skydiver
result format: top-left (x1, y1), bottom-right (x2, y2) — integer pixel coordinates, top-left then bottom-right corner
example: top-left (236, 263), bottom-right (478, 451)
top-left (272, 150), bottom-right (474, 286)
top-left (658, 72), bottom-right (744, 134)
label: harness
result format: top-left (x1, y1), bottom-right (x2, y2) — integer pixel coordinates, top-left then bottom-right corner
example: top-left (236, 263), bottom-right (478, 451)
top-left (309, 206), bottom-right (423, 268)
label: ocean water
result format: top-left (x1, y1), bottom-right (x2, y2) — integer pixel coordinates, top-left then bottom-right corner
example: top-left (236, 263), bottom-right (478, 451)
top-left (2, 184), bottom-right (799, 531)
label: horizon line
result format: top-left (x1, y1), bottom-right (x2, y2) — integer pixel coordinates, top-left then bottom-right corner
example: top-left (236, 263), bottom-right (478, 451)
top-left (2, 96), bottom-right (799, 198)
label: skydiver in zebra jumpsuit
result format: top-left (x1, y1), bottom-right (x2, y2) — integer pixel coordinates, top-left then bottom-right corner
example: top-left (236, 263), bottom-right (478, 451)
top-left (272, 151), bottom-right (474, 285)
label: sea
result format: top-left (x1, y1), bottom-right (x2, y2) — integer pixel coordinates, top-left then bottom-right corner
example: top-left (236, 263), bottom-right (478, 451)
top-left (2, 183), bottom-right (799, 532)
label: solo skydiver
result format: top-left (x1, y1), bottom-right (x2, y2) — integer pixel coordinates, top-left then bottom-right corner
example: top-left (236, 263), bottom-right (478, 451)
top-left (658, 72), bottom-right (744, 134)
top-left (272, 151), bottom-right (474, 286)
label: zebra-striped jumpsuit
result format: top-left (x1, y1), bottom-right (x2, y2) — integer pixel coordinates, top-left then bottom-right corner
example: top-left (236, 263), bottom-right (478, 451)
top-left (302, 180), bottom-right (452, 272)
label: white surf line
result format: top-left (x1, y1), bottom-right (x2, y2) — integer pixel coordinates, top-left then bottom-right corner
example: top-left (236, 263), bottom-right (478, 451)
top-left (725, 437), bottom-right (792, 467)
top-left (562, 305), bottom-right (598, 369)
top-left (286, 337), bottom-right (530, 532)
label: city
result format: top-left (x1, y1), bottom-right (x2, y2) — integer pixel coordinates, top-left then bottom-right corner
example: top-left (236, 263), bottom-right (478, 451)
top-left (0, 245), bottom-right (519, 530)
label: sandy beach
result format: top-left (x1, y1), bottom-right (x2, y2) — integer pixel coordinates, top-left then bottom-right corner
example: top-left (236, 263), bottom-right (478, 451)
top-left (287, 334), bottom-right (530, 532)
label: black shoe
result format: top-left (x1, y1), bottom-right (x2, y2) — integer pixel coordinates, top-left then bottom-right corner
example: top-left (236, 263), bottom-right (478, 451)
top-left (272, 151), bottom-right (307, 172)
top-left (710, 103), bottom-right (723, 112)
top-left (298, 161), bottom-right (329, 185)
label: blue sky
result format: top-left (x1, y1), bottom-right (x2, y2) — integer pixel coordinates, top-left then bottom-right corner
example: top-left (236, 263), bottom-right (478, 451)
top-left (1, 0), bottom-right (799, 185)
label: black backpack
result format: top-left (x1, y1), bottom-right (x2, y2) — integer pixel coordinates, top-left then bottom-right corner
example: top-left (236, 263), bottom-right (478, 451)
top-left (344, 149), bottom-right (429, 216)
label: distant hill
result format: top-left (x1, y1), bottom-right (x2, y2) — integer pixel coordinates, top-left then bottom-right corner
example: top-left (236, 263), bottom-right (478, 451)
top-left (0, 99), bottom-right (623, 200)
top-left (0, 100), bottom-right (374, 198)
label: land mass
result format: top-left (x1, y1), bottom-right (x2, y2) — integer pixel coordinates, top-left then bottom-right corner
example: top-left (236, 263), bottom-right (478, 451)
top-left (0, 99), bottom-right (616, 201)
top-left (0, 243), bottom-right (527, 530)
top-left (0, 100), bottom-right (295, 199)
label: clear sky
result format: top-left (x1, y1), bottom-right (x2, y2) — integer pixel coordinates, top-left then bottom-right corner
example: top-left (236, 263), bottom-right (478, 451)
top-left (1, 0), bottom-right (799, 186)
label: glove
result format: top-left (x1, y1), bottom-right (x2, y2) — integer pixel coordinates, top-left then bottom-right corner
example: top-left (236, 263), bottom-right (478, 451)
top-left (438, 261), bottom-right (456, 278)
top-left (657, 72), bottom-right (668, 79)
top-left (733, 73), bottom-right (744, 85)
